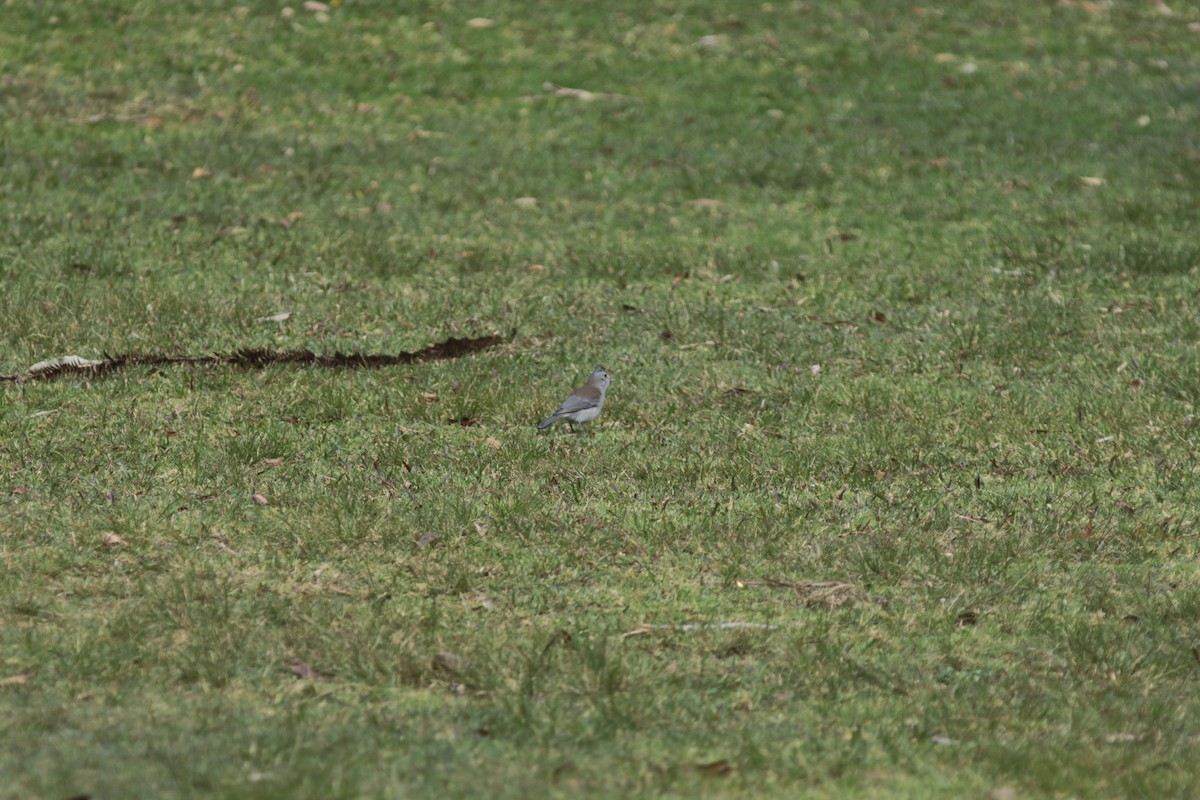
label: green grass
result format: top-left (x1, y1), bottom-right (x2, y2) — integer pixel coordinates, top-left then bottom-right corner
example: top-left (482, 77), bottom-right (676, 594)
top-left (4, 1), bottom-right (1200, 797)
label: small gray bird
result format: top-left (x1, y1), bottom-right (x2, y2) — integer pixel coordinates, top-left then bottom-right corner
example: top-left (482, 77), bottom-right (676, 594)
top-left (537, 368), bottom-right (612, 430)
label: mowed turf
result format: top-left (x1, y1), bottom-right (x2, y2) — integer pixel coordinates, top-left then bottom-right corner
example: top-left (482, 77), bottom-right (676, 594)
top-left (2, 1), bottom-right (1200, 797)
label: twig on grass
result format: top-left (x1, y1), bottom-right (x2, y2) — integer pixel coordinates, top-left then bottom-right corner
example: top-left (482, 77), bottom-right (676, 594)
top-left (70, 113), bottom-right (151, 125)
top-left (1, 332), bottom-right (509, 384)
top-left (623, 622), bottom-right (780, 638)
top-left (740, 579), bottom-right (861, 608)
top-left (543, 82), bottom-right (635, 102)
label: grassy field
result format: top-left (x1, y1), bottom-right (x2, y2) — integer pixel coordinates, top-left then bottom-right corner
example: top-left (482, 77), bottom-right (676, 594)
top-left (3, 1), bottom-right (1200, 797)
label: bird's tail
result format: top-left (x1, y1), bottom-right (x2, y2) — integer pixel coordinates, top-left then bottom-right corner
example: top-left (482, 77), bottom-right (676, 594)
top-left (536, 415), bottom-right (559, 430)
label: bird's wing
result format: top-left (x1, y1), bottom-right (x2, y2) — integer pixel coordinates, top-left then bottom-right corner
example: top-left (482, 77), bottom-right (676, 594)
top-left (552, 393), bottom-right (599, 416)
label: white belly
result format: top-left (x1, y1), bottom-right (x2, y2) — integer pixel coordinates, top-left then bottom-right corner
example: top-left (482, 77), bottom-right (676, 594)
top-left (567, 406), bottom-right (601, 423)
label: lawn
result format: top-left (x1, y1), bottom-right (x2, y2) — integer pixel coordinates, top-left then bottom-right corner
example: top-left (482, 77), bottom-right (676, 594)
top-left (3, 1), bottom-right (1200, 797)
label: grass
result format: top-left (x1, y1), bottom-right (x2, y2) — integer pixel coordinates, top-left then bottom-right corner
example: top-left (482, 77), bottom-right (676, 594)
top-left (3, 0), bottom-right (1200, 797)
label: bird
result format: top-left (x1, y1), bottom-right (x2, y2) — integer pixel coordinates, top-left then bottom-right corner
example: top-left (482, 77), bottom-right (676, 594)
top-left (536, 368), bottom-right (612, 431)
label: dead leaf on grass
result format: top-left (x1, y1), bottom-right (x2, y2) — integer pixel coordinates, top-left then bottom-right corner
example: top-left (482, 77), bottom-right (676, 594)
top-left (432, 652), bottom-right (464, 675)
top-left (287, 657), bottom-right (328, 680)
top-left (693, 759), bottom-right (734, 776)
top-left (258, 311), bottom-right (291, 323)
top-left (466, 17), bottom-right (495, 28)
top-left (252, 493), bottom-right (270, 506)
top-left (415, 532), bottom-right (441, 549)
top-left (0, 674), bottom-right (28, 686)
top-left (102, 532), bottom-right (125, 547)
